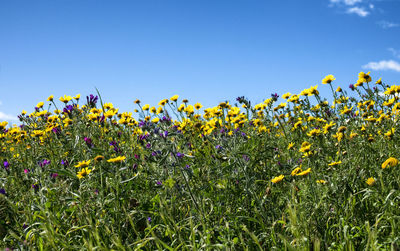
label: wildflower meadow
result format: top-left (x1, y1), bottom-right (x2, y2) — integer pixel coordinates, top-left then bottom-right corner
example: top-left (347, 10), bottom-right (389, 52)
top-left (1, 72), bottom-right (400, 250)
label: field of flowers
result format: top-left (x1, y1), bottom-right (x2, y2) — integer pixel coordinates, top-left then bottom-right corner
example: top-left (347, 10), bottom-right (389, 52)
top-left (1, 72), bottom-right (400, 250)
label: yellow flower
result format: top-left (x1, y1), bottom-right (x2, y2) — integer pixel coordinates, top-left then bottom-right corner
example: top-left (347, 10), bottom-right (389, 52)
top-left (36, 101), bottom-right (44, 109)
top-left (382, 157), bottom-right (399, 169)
top-left (75, 160), bottom-right (91, 168)
top-left (94, 155), bottom-right (105, 162)
top-left (47, 95), bottom-right (54, 102)
top-left (74, 94), bottom-right (81, 100)
top-left (152, 117), bottom-right (160, 123)
top-left (287, 142), bottom-right (295, 150)
top-left (170, 95), bottom-right (179, 102)
top-left (271, 175), bottom-right (284, 184)
top-left (322, 74), bottom-right (335, 84)
top-left (107, 156), bottom-right (126, 163)
top-left (134, 99), bottom-right (140, 104)
top-left (59, 95), bottom-right (72, 103)
top-left (328, 161), bottom-right (342, 166)
top-left (194, 103), bottom-right (203, 110)
top-left (282, 92), bottom-right (292, 99)
top-left (158, 99), bottom-right (168, 106)
top-left (336, 87), bottom-right (342, 92)
top-left (291, 167), bottom-right (302, 176)
top-left (77, 167), bottom-right (92, 179)
top-left (375, 78), bottom-right (382, 85)
top-left (366, 177), bottom-right (375, 186)
top-left (296, 168), bottom-right (311, 176)
top-left (142, 104), bottom-right (150, 111)
top-left (316, 179), bottom-right (327, 184)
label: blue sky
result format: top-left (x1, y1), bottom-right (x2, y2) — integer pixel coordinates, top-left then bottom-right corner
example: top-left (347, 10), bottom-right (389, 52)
top-left (1, 0), bottom-right (399, 121)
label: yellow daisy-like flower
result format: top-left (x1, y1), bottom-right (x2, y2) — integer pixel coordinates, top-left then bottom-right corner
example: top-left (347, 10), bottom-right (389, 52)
top-left (366, 177), bottom-right (375, 186)
top-left (328, 161), bottom-right (342, 166)
top-left (322, 74), bottom-right (335, 84)
top-left (75, 160), bottom-right (91, 168)
top-left (381, 157), bottom-right (399, 169)
top-left (47, 95), bottom-right (54, 102)
top-left (94, 155), bottom-right (105, 162)
top-left (316, 179), bottom-right (327, 184)
top-left (271, 175), bottom-right (284, 184)
top-left (152, 117), bottom-right (160, 123)
top-left (142, 104), bottom-right (150, 111)
top-left (291, 167), bottom-right (302, 176)
top-left (77, 167), bottom-right (92, 179)
top-left (134, 99), bottom-right (140, 104)
top-left (59, 95), bottom-right (72, 104)
top-left (287, 142), bottom-right (295, 150)
top-left (170, 95), bottom-right (179, 102)
top-left (36, 101), bottom-right (44, 109)
top-left (296, 168), bottom-right (311, 176)
top-left (194, 103), bottom-right (203, 110)
top-left (107, 156), bottom-right (126, 163)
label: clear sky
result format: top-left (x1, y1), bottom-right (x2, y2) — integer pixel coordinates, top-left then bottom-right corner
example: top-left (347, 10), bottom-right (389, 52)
top-left (0, 0), bottom-right (399, 121)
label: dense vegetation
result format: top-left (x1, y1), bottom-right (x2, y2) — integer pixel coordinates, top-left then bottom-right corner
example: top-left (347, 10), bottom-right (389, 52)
top-left (1, 72), bottom-right (400, 250)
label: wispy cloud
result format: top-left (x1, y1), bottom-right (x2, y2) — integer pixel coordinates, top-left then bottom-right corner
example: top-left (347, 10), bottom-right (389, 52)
top-left (377, 20), bottom-right (400, 29)
top-left (329, 0), bottom-right (371, 17)
top-left (362, 60), bottom-right (400, 72)
top-left (0, 111), bottom-right (17, 121)
top-left (330, 0), bottom-right (363, 6)
top-left (388, 48), bottom-right (400, 58)
top-left (346, 6), bottom-right (369, 16)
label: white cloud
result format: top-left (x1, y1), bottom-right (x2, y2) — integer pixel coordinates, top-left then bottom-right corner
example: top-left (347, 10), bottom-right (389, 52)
top-left (362, 60), bottom-right (400, 72)
top-left (369, 4), bottom-right (374, 9)
top-left (347, 6), bottom-right (369, 17)
top-left (377, 20), bottom-right (400, 29)
top-left (330, 0), bottom-right (362, 5)
top-left (0, 111), bottom-right (18, 121)
top-left (388, 48), bottom-right (400, 58)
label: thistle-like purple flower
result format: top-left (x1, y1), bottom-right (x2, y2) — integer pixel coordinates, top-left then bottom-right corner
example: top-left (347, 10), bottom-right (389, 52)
top-left (3, 161), bottom-right (9, 169)
top-left (86, 94), bottom-right (98, 108)
top-left (176, 152), bottom-right (184, 158)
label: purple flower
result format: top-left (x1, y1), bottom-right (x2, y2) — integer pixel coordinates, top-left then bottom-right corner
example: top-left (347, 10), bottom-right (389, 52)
top-left (176, 152), bottom-right (184, 158)
top-left (0, 188), bottom-right (5, 195)
top-left (22, 223), bottom-right (28, 229)
top-left (51, 173), bottom-right (58, 179)
top-left (146, 143), bottom-right (151, 149)
top-left (185, 164), bottom-right (191, 169)
top-left (24, 169), bottom-right (29, 174)
top-left (216, 145), bottom-right (223, 150)
top-left (162, 131), bottom-right (168, 138)
top-left (63, 105), bottom-right (75, 114)
top-left (4, 161), bottom-right (9, 169)
top-left (52, 127), bottom-right (61, 135)
top-left (147, 217), bottom-right (152, 223)
top-left (32, 183), bottom-right (39, 191)
top-left (134, 154), bottom-right (139, 159)
top-left (271, 93), bottom-right (279, 101)
top-left (84, 137), bottom-right (93, 148)
top-left (86, 94), bottom-right (98, 108)
top-left (61, 159), bottom-right (69, 166)
top-left (243, 155), bottom-right (250, 162)
top-left (151, 151), bottom-right (158, 156)
top-left (156, 181), bottom-right (162, 186)
top-left (39, 159), bottom-right (51, 167)
top-left (349, 84), bottom-right (355, 91)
